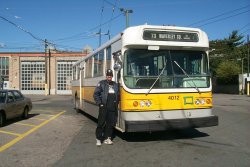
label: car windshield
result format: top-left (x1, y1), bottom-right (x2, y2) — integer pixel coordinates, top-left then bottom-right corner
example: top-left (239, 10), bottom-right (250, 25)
top-left (123, 49), bottom-right (210, 89)
top-left (0, 92), bottom-right (6, 103)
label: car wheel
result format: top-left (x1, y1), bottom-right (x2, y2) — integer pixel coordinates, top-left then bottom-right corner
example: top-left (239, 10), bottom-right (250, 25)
top-left (22, 107), bottom-right (29, 119)
top-left (0, 112), bottom-right (4, 127)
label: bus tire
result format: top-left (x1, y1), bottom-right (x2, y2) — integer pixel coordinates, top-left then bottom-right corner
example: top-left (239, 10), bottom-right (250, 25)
top-left (75, 96), bottom-right (80, 113)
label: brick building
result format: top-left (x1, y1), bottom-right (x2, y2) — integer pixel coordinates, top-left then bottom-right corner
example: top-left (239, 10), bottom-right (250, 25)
top-left (0, 51), bottom-right (86, 94)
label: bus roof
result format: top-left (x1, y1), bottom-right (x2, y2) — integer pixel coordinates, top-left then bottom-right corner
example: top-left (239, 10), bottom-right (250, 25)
top-left (122, 25), bottom-right (209, 49)
top-left (74, 25), bottom-right (209, 66)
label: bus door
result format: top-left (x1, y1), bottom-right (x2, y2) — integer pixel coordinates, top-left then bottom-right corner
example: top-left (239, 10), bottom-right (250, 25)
top-left (113, 51), bottom-right (123, 131)
top-left (79, 66), bottom-right (84, 109)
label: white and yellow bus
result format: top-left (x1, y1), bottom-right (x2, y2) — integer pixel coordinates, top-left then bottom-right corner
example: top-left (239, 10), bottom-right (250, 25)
top-left (71, 25), bottom-right (218, 132)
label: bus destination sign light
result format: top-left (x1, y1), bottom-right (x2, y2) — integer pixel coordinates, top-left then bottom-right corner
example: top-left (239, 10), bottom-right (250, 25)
top-left (143, 30), bottom-right (199, 42)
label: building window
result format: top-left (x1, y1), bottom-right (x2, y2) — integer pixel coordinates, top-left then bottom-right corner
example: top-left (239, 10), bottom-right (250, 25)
top-left (0, 57), bottom-right (9, 81)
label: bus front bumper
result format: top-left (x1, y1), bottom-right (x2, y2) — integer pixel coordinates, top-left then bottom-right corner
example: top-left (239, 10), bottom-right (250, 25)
top-left (125, 115), bottom-right (218, 132)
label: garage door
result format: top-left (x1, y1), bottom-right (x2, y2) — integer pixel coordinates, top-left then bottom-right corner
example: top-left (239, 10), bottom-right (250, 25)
top-left (21, 61), bottom-right (45, 94)
top-left (56, 61), bottom-right (75, 94)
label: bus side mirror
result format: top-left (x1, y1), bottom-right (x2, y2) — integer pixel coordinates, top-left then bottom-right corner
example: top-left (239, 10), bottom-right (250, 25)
top-left (113, 51), bottom-right (122, 71)
top-left (114, 63), bottom-right (122, 71)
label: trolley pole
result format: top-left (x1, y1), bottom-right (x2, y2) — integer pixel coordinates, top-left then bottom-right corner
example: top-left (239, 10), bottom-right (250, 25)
top-left (120, 8), bottom-right (133, 28)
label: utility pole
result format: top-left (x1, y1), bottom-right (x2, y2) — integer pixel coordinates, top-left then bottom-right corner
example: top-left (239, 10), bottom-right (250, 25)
top-left (98, 29), bottom-right (101, 47)
top-left (120, 8), bottom-right (133, 28)
top-left (44, 39), bottom-right (48, 95)
top-left (247, 35), bottom-right (249, 77)
top-left (242, 58), bottom-right (244, 94)
top-left (96, 30), bottom-right (110, 46)
top-left (48, 48), bottom-right (51, 95)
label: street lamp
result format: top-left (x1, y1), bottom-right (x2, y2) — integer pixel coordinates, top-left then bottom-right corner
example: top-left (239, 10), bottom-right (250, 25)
top-left (120, 8), bottom-right (133, 28)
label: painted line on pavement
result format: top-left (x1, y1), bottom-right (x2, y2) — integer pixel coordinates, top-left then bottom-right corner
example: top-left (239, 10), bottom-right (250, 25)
top-left (40, 114), bottom-right (55, 117)
top-left (14, 122), bottom-right (36, 127)
top-left (30, 118), bottom-right (47, 121)
top-left (0, 111), bottom-right (66, 153)
top-left (0, 130), bottom-right (21, 137)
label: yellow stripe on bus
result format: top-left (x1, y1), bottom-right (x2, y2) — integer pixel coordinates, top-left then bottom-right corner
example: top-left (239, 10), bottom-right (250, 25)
top-left (120, 88), bottom-right (212, 111)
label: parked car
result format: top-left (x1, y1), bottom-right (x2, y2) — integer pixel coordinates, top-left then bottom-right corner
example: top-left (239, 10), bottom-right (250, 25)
top-left (0, 90), bottom-right (32, 127)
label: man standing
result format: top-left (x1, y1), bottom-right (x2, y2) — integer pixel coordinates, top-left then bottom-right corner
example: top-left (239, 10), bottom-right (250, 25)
top-left (93, 69), bottom-right (119, 146)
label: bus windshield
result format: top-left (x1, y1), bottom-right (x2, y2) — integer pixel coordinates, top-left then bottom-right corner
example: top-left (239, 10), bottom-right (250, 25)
top-left (123, 49), bottom-right (210, 89)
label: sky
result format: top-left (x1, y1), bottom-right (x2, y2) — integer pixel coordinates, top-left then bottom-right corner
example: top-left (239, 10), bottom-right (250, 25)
top-left (0, 0), bottom-right (249, 52)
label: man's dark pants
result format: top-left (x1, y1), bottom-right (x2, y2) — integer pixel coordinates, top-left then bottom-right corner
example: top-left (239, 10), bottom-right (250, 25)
top-left (96, 106), bottom-right (116, 140)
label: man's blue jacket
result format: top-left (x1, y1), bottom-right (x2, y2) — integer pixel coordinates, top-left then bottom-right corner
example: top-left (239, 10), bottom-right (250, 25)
top-left (93, 80), bottom-right (120, 106)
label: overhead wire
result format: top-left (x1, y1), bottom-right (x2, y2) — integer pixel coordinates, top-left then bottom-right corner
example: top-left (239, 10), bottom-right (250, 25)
top-left (0, 15), bottom-right (44, 43)
top-left (100, 0), bottom-right (105, 27)
top-left (53, 0), bottom-right (123, 43)
top-left (107, 0), bottom-right (119, 39)
top-left (239, 22), bottom-right (250, 34)
top-left (2, 3), bottom-right (249, 52)
top-left (197, 9), bottom-right (250, 27)
top-left (188, 4), bottom-right (250, 27)
top-left (0, 14), bottom-right (88, 51)
top-left (53, 13), bottom-right (123, 43)
top-left (104, 0), bottom-right (121, 10)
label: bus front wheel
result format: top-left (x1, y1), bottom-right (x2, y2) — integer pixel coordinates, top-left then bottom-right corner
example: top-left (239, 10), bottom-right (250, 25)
top-left (75, 95), bottom-right (80, 113)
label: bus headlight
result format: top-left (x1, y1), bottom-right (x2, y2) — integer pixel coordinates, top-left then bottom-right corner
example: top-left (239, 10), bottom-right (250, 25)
top-left (145, 100), bottom-right (152, 107)
top-left (195, 98), bottom-right (206, 105)
top-left (133, 100), bottom-right (152, 107)
top-left (195, 99), bottom-right (200, 105)
top-left (200, 99), bottom-right (205, 105)
top-left (140, 101), bottom-right (145, 107)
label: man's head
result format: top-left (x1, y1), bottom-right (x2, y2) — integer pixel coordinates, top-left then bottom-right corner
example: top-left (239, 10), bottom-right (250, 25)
top-left (106, 69), bottom-right (113, 81)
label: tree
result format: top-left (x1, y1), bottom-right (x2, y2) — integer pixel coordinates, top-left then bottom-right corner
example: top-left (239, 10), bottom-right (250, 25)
top-left (227, 30), bottom-right (244, 50)
top-left (209, 30), bottom-right (246, 80)
top-left (215, 61), bottom-right (240, 84)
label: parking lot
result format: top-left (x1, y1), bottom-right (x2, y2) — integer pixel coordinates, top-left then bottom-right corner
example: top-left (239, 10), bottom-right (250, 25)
top-left (0, 95), bottom-right (86, 167)
top-left (0, 94), bottom-right (250, 167)
top-left (0, 111), bottom-right (65, 152)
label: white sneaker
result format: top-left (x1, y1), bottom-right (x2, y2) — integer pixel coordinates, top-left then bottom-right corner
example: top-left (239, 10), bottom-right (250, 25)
top-left (96, 139), bottom-right (101, 146)
top-left (104, 137), bottom-right (113, 145)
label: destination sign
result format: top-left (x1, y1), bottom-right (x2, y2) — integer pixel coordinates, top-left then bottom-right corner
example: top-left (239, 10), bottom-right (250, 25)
top-left (143, 30), bottom-right (199, 42)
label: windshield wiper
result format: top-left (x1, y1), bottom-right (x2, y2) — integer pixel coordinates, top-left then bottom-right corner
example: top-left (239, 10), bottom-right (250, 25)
top-left (173, 61), bottom-right (201, 94)
top-left (146, 50), bottom-right (171, 96)
top-left (146, 65), bottom-right (166, 96)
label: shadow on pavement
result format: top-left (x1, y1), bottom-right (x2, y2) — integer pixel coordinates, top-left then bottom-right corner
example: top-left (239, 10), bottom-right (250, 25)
top-left (115, 128), bottom-right (209, 142)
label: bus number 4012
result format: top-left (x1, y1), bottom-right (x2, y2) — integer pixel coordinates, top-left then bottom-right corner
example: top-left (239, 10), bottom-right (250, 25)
top-left (168, 96), bottom-right (180, 100)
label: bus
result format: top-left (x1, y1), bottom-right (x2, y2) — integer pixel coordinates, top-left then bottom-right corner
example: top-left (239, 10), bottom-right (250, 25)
top-left (71, 25), bottom-right (218, 132)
